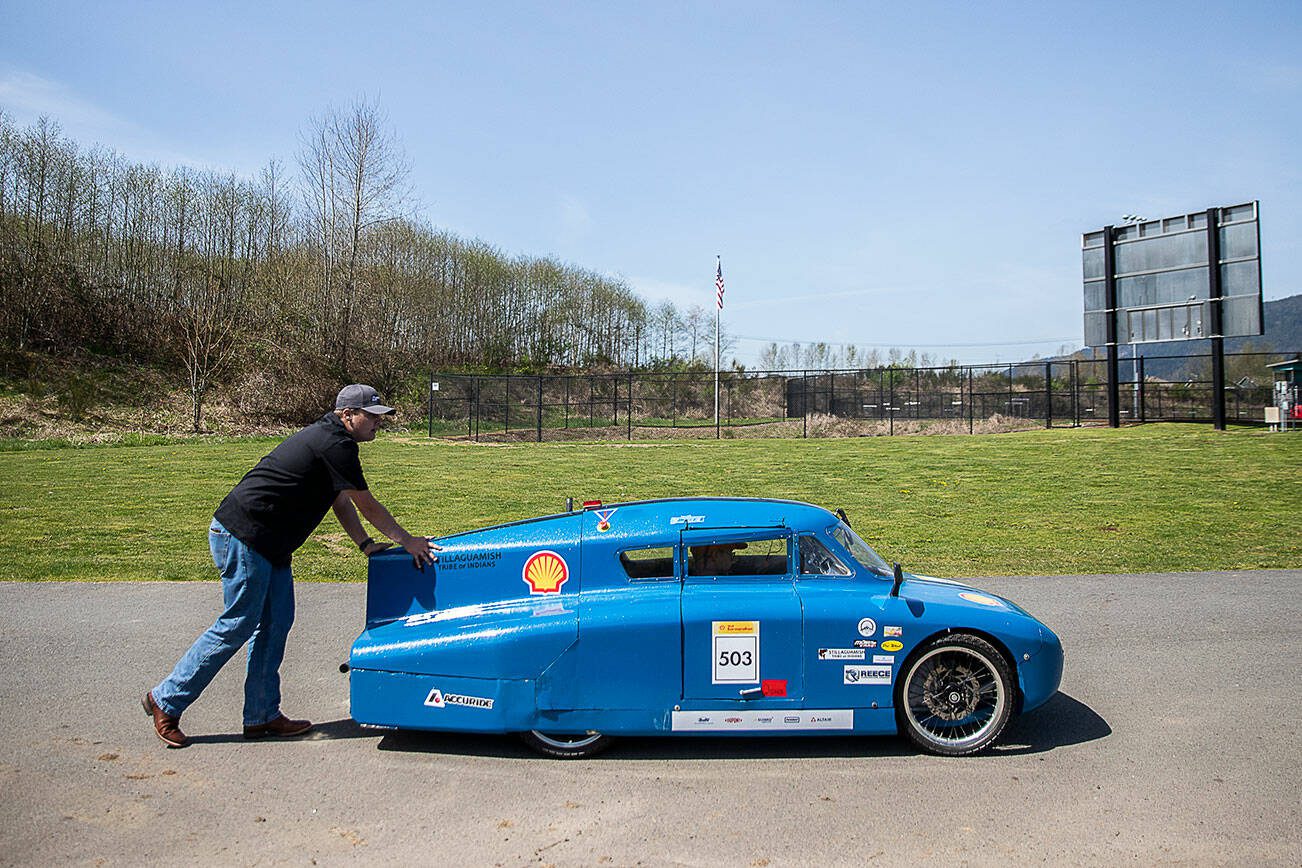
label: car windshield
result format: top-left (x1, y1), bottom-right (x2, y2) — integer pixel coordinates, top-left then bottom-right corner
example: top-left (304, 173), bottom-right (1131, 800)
top-left (830, 523), bottom-right (891, 575)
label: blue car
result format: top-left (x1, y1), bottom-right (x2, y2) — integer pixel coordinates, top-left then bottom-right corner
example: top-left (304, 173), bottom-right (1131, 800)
top-left (347, 498), bottom-right (1063, 758)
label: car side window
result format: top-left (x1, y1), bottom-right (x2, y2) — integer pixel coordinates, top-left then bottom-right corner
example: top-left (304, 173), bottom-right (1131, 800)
top-left (798, 535), bottom-right (852, 576)
top-left (620, 546), bottom-right (676, 580)
top-left (688, 537), bottom-right (790, 577)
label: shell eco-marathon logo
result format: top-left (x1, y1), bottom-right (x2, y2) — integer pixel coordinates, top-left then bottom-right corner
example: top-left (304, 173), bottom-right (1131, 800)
top-left (522, 550), bottom-right (569, 594)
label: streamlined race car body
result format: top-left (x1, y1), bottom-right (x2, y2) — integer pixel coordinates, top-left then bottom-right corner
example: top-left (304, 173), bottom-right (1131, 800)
top-left (347, 497), bottom-right (1063, 757)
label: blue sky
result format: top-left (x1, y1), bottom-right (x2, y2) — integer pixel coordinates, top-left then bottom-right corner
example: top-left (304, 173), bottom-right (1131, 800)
top-left (2, 1), bottom-right (1299, 365)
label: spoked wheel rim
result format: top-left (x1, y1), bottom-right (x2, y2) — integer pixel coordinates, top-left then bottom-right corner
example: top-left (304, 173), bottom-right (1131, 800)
top-left (903, 645), bottom-right (1007, 750)
top-left (529, 730), bottom-right (605, 750)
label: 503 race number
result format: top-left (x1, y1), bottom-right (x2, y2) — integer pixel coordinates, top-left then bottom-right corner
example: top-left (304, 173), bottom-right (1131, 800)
top-left (718, 650), bottom-right (753, 667)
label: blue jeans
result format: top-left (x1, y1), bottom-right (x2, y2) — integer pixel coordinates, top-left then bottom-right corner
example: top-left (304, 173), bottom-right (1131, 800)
top-left (152, 519), bottom-right (295, 726)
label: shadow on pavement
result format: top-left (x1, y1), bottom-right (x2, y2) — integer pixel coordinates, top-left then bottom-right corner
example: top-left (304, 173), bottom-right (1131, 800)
top-left (993, 692), bottom-right (1112, 755)
top-left (185, 717), bottom-right (378, 745)
top-left (374, 691), bottom-right (1109, 760)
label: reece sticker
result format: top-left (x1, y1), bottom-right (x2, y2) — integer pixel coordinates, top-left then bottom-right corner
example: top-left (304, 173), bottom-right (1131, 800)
top-left (843, 665), bottom-right (892, 685)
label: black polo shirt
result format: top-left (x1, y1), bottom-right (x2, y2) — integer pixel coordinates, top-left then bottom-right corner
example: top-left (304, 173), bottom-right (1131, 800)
top-left (214, 413), bottom-right (368, 567)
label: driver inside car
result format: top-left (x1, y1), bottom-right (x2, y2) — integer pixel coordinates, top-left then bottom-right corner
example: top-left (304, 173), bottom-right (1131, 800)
top-left (691, 543), bottom-right (746, 576)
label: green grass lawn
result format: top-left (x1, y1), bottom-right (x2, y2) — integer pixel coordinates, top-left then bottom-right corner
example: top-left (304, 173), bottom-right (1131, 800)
top-left (0, 424), bottom-right (1297, 581)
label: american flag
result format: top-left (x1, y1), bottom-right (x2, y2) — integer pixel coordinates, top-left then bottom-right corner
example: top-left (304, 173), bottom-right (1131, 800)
top-left (715, 258), bottom-right (725, 310)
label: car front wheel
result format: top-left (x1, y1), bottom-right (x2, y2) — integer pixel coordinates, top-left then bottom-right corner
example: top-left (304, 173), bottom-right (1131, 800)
top-left (519, 729), bottom-right (612, 759)
top-left (896, 633), bottom-right (1014, 756)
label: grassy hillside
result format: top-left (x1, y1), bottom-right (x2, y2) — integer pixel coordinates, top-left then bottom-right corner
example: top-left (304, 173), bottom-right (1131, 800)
top-left (0, 424), bottom-right (1296, 581)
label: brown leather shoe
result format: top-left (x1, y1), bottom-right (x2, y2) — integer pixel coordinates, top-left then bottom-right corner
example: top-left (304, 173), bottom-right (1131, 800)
top-left (243, 714), bottom-right (313, 739)
top-left (142, 691), bottom-right (189, 749)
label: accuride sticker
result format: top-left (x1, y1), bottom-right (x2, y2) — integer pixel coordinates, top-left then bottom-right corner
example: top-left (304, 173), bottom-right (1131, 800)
top-left (959, 591), bottom-right (1002, 606)
top-left (843, 665), bottom-right (892, 685)
top-left (713, 621), bottom-right (759, 684)
top-left (522, 550), bottom-right (569, 594)
top-left (424, 688), bottom-right (494, 709)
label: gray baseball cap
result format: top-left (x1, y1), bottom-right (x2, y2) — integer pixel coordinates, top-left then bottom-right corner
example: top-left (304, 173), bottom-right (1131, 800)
top-left (335, 384), bottom-right (395, 415)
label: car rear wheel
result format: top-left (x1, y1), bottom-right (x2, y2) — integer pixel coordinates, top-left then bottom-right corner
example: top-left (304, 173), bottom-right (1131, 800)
top-left (896, 633), bottom-right (1013, 756)
top-left (519, 729), bottom-right (612, 759)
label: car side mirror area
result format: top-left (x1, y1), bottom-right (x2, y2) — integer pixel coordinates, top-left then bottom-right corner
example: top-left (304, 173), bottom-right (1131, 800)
top-left (890, 562), bottom-right (904, 598)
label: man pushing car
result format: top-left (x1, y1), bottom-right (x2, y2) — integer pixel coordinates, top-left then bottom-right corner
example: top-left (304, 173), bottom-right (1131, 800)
top-left (142, 384), bottom-right (438, 748)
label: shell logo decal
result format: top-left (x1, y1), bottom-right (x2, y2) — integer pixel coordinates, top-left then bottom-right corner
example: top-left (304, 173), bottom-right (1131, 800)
top-left (522, 550), bottom-right (570, 594)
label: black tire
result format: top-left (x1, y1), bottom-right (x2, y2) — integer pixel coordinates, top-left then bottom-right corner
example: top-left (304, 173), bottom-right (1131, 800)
top-left (895, 633), bottom-right (1014, 756)
top-left (519, 729), bottom-right (613, 759)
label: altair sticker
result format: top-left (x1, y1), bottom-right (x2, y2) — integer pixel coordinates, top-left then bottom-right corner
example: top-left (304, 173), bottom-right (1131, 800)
top-left (522, 550), bottom-right (569, 594)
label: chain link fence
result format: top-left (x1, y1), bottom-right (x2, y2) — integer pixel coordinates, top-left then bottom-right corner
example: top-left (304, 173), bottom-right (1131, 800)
top-left (425, 351), bottom-right (1296, 441)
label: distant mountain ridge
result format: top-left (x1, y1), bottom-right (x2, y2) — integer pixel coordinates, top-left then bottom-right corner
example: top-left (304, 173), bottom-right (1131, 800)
top-left (1073, 293), bottom-right (1300, 380)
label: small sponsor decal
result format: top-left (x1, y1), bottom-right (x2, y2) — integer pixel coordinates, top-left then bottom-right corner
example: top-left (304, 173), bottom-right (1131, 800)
top-left (424, 688), bottom-right (495, 709)
top-left (853, 639), bottom-right (877, 649)
top-left (844, 665), bottom-right (893, 685)
top-left (672, 710), bottom-right (854, 731)
top-left (873, 655), bottom-right (895, 664)
top-left (713, 621), bottom-right (760, 684)
top-left (818, 648), bottom-right (866, 661)
top-left (761, 679), bottom-right (787, 697)
top-left (669, 514), bottom-right (705, 525)
top-left (884, 626), bottom-right (902, 637)
top-left (593, 507), bottom-right (618, 532)
top-left (880, 640), bottom-right (904, 652)
top-left (522, 550), bottom-right (570, 594)
top-left (959, 591), bottom-right (1002, 606)
top-left (438, 550), bottom-right (503, 572)
top-left (857, 618), bottom-right (877, 637)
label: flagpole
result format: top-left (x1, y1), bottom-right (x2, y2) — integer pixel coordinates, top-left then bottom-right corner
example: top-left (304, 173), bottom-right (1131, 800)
top-left (714, 256), bottom-right (721, 438)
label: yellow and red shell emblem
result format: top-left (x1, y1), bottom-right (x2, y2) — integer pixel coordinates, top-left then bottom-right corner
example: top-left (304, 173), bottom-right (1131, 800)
top-left (522, 550), bottom-right (569, 594)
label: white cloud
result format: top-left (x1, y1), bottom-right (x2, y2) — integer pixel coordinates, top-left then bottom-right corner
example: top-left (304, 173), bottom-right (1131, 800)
top-left (0, 68), bottom-right (237, 173)
top-left (626, 275), bottom-right (713, 310)
top-left (556, 195), bottom-right (594, 244)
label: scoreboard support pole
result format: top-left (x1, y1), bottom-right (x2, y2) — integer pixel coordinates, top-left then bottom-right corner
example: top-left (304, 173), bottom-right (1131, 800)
top-left (1103, 225), bottom-right (1121, 427)
top-left (1206, 208), bottom-right (1227, 431)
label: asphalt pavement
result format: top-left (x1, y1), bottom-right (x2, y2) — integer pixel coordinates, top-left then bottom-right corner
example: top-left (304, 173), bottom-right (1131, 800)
top-left (1, 570), bottom-right (1298, 866)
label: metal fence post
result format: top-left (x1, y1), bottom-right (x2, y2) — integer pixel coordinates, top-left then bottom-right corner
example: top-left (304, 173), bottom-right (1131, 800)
top-left (1045, 361), bottom-right (1052, 429)
top-left (1138, 356), bottom-right (1146, 423)
top-left (802, 371), bottom-right (809, 438)
top-left (504, 375), bottom-right (510, 435)
top-left (536, 376), bottom-right (543, 442)
top-left (968, 367), bottom-right (974, 434)
top-left (627, 371), bottom-right (633, 440)
top-left (427, 367), bottom-right (434, 438)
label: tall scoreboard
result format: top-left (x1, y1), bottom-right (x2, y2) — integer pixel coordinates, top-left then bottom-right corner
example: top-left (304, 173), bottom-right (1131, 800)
top-left (1081, 201), bottom-right (1263, 428)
